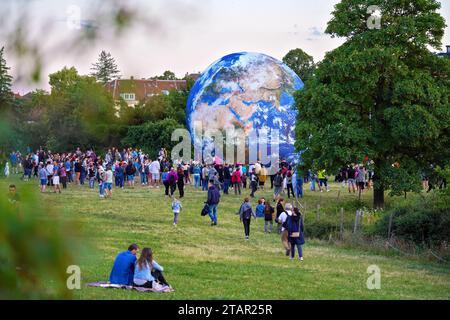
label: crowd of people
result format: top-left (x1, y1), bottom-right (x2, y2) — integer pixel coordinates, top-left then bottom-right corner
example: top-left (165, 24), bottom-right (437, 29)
top-left (2, 146), bottom-right (398, 283)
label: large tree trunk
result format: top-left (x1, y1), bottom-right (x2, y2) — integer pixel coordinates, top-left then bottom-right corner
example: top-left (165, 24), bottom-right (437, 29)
top-left (373, 185), bottom-right (384, 209)
top-left (372, 158), bottom-right (385, 209)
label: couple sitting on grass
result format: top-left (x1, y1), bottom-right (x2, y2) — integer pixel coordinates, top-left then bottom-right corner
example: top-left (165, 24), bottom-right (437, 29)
top-left (109, 244), bottom-right (173, 292)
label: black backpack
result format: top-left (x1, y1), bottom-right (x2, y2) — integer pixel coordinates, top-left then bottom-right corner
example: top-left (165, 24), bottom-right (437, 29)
top-left (281, 213), bottom-right (289, 229)
top-left (241, 204), bottom-right (252, 220)
top-left (274, 175), bottom-right (283, 187)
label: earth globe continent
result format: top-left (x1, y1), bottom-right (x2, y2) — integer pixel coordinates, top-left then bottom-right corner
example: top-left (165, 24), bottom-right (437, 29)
top-left (186, 52), bottom-right (304, 164)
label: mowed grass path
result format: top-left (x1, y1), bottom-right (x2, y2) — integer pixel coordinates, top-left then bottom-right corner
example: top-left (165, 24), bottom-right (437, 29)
top-left (4, 176), bottom-right (450, 299)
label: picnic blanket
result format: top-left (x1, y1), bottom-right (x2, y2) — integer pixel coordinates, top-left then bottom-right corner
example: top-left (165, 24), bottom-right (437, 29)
top-left (87, 281), bottom-right (173, 293)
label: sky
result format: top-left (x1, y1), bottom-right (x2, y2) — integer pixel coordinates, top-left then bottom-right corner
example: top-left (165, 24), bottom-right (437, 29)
top-left (1, 0), bottom-right (449, 94)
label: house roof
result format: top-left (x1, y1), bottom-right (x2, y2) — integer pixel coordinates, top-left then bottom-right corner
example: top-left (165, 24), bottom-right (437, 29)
top-left (106, 79), bottom-right (188, 101)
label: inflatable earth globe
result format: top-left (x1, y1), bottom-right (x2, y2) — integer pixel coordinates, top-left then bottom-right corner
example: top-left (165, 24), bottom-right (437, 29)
top-left (186, 52), bottom-right (304, 164)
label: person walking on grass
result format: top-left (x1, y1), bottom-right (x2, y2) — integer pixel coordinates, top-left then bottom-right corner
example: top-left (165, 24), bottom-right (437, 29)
top-left (125, 160), bottom-right (136, 188)
top-left (97, 163), bottom-right (105, 198)
top-left (167, 167), bottom-right (178, 197)
top-left (52, 161), bottom-right (62, 194)
top-left (347, 164), bottom-right (356, 193)
top-left (104, 165), bottom-right (113, 198)
top-left (287, 207), bottom-right (305, 261)
top-left (273, 171), bottom-right (283, 201)
top-left (232, 166), bottom-right (242, 195)
top-left (249, 168), bottom-right (259, 198)
top-left (239, 197), bottom-right (257, 240)
top-left (207, 179), bottom-right (220, 226)
top-left (177, 166), bottom-right (185, 198)
top-left (255, 198), bottom-right (265, 218)
top-left (171, 197), bottom-right (182, 227)
top-left (4, 162), bottom-right (10, 178)
top-left (60, 164), bottom-right (67, 189)
top-left (275, 197), bottom-right (285, 234)
top-left (38, 163), bottom-right (47, 193)
top-left (278, 203), bottom-right (292, 256)
top-left (318, 169), bottom-right (329, 192)
top-left (264, 201), bottom-right (275, 233)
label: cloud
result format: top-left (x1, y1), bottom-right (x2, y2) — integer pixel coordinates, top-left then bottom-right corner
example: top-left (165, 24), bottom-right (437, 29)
top-left (306, 26), bottom-right (325, 41)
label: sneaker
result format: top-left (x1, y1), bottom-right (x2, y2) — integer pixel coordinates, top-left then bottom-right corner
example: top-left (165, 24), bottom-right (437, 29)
top-left (299, 257), bottom-right (304, 261)
top-left (245, 236), bottom-right (249, 240)
top-left (285, 249), bottom-right (290, 256)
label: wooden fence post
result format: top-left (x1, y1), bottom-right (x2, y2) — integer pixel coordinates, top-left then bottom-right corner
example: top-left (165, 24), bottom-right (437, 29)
top-left (387, 211), bottom-right (394, 241)
top-left (340, 207), bottom-right (344, 240)
top-left (353, 209), bottom-right (360, 233)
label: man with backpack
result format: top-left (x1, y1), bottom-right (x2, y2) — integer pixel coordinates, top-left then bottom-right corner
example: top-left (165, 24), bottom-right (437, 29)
top-left (249, 168), bottom-right (259, 198)
top-left (239, 197), bottom-right (257, 240)
top-left (206, 180), bottom-right (220, 226)
top-left (277, 203), bottom-right (293, 256)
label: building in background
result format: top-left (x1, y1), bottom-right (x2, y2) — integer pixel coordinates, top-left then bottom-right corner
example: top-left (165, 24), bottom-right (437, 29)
top-left (437, 45), bottom-right (450, 59)
top-left (106, 73), bottom-right (200, 107)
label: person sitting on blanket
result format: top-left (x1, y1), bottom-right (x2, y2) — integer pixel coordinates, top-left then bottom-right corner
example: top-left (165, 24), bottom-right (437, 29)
top-left (133, 247), bottom-right (172, 292)
top-left (109, 244), bottom-right (139, 286)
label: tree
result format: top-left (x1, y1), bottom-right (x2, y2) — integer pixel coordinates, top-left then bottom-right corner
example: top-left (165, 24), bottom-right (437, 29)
top-left (49, 66), bottom-right (79, 94)
top-left (122, 118), bottom-right (184, 157)
top-left (90, 50), bottom-right (121, 85)
top-left (282, 48), bottom-right (315, 82)
top-left (294, 0), bottom-right (450, 208)
top-left (0, 46), bottom-right (13, 107)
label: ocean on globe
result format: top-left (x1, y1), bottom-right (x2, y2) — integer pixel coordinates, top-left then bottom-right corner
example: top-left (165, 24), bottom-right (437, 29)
top-left (186, 52), bottom-right (304, 164)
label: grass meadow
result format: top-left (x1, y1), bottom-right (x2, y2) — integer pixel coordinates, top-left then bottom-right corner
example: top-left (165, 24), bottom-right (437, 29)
top-left (2, 176), bottom-right (449, 300)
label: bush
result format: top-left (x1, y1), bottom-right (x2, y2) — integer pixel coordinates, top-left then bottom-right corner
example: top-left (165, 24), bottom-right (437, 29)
top-left (371, 198), bottom-right (450, 246)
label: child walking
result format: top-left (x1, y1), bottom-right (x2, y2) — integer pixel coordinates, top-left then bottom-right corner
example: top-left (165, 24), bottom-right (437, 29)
top-left (172, 198), bottom-right (182, 227)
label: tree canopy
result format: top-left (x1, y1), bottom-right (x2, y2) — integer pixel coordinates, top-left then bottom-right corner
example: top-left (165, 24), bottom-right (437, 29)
top-left (294, 0), bottom-right (450, 208)
top-left (282, 48), bottom-right (315, 82)
top-left (90, 51), bottom-right (121, 85)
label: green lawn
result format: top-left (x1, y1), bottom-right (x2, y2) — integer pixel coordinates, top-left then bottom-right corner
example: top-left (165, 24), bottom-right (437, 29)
top-left (2, 176), bottom-right (449, 299)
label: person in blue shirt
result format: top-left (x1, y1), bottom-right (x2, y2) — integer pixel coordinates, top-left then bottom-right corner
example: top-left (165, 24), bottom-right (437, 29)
top-left (109, 244), bottom-right (139, 286)
top-left (133, 247), bottom-right (172, 292)
top-left (65, 159), bottom-right (72, 183)
top-left (255, 198), bottom-right (266, 218)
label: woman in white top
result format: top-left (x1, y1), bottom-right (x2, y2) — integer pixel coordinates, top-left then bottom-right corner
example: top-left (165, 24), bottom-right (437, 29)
top-left (133, 248), bottom-right (172, 292)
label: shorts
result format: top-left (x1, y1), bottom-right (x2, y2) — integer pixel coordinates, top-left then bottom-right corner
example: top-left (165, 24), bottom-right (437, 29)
top-left (127, 175), bottom-right (135, 181)
top-left (53, 176), bottom-right (60, 185)
top-left (40, 179), bottom-right (47, 186)
top-left (348, 179), bottom-right (355, 186)
top-left (152, 173), bottom-right (160, 181)
top-left (358, 181), bottom-right (365, 189)
top-left (104, 182), bottom-right (112, 190)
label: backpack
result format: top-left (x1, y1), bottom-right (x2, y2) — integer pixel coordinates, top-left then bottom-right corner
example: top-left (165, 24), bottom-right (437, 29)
top-left (281, 213), bottom-right (289, 229)
top-left (201, 203), bottom-right (209, 216)
top-left (169, 173), bottom-right (175, 185)
top-left (274, 175), bottom-right (283, 187)
top-left (231, 174), bottom-right (237, 184)
top-left (242, 206), bottom-right (252, 220)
